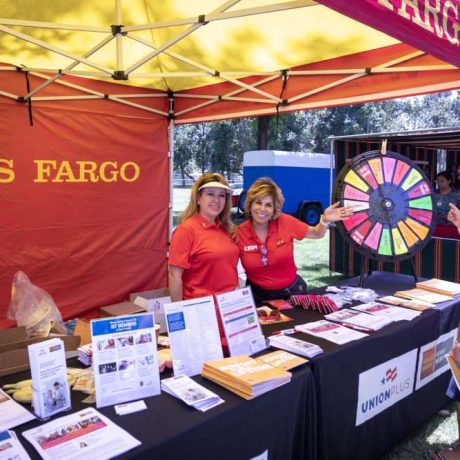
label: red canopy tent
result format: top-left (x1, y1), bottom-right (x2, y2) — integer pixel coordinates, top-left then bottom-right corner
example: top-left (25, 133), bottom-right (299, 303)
top-left (1, 0), bottom-right (460, 321)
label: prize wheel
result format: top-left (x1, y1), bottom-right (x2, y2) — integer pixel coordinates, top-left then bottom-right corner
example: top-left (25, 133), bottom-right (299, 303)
top-left (333, 150), bottom-right (436, 262)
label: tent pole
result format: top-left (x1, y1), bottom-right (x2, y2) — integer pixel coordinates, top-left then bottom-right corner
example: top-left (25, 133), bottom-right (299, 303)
top-left (169, 119), bottom-right (175, 239)
top-left (115, 0), bottom-right (123, 71)
top-left (328, 138), bottom-right (335, 278)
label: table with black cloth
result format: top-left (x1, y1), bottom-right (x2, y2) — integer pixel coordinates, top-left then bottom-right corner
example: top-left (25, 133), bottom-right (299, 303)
top-left (261, 271), bottom-right (460, 460)
top-left (0, 358), bottom-right (316, 460)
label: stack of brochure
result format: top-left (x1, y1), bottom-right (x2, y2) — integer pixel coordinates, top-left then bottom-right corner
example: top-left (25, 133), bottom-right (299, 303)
top-left (202, 355), bottom-right (291, 399)
top-left (161, 374), bottom-right (224, 412)
top-left (0, 430), bottom-right (31, 460)
top-left (78, 343), bottom-right (93, 366)
top-left (257, 350), bottom-right (308, 370)
top-left (352, 302), bottom-right (421, 321)
top-left (416, 278), bottom-right (460, 296)
top-left (268, 335), bottom-right (323, 358)
top-left (378, 295), bottom-right (434, 311)
top-left (295, 320), bottom-right (368, 344)
top-left (394, 287), bottom-right (452, 304)
top-left (325, 308), bottom-right (392, 331)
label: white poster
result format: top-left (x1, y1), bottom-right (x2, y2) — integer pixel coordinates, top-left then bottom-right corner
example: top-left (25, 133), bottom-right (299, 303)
top-left (215, 287), bottom-right (266, 356)
top-left (415, 328), bottom-right (456, 390)
top-left (91, 313), bottom-right (161, 408)
top-left (164, 296), bottom-right (223, 377)
top-left (355, 349), bottom-right (417, 426)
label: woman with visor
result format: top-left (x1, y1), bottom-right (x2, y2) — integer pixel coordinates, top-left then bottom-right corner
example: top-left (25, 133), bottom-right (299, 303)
top-left (168, 173), bottom-right (239, 302)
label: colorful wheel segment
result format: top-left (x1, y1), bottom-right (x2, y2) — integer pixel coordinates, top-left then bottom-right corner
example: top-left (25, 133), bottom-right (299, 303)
top-left (333, 150), bottom-right (435, 262)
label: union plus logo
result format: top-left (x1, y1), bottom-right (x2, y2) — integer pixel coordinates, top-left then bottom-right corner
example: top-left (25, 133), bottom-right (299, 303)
top-left (382, 367), bottom-right (398, 384)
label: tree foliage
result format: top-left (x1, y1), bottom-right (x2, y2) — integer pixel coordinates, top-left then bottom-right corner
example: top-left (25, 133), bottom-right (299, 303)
top-left (173, 91), bottom-right (460, 179)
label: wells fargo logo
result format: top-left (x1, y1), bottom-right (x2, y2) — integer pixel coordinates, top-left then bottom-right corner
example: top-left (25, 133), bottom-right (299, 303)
top-left (0, 159), bottom-right (140, 183)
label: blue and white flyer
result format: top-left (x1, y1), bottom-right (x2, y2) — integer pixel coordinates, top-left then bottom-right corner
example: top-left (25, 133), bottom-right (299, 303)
top-left (91, 313), bottom-right (160, 408)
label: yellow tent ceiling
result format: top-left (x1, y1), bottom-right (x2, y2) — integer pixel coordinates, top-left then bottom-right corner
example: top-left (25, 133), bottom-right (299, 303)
top-left (0, 0), bottom-right (459, 122)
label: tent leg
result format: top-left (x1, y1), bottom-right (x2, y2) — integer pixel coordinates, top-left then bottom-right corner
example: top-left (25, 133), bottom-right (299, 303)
top-left (168, 119), bottom-right (175, 239)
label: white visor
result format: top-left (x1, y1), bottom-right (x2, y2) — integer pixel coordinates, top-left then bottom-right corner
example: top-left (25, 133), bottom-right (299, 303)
top-left (198, 181), bottom-right (232, 192)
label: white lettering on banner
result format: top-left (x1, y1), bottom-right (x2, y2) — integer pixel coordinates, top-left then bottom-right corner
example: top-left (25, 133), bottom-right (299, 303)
top-left (377, 0), bottom-right (460, 46)
top-left (356, 349), bottom-right (417, 426)
top-left (415, 328), bottom-right (456, 390)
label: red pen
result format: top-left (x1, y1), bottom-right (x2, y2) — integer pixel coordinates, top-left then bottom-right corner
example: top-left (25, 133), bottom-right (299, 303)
top-left (272, 328), bottom-right (298, 335)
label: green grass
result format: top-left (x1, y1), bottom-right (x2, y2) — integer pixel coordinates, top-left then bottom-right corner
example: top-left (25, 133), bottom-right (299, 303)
top-left (294, 235), bottom-right (347, 290)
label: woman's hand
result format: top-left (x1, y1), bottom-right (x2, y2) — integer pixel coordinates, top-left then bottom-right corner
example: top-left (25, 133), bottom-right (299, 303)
top-left (448, 203), bottom-right (460, 231)
top-left (322, 202), bottom-right (354, 224)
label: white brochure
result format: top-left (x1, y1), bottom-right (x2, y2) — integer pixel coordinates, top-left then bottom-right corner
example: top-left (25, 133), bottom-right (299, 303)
top-left (91, 313), bottom-right (161, 408)
top-left (164, 296), bottom-right (223, 377)
top-left (295, 320), bottom-right (368, 345)
top-left (161, 374), bottom-right (224, 412)
top-left (22, 408), bottom-right (140, 460)
top-left (28, 338), bottom-right (71, 419)
top-left (215, 287), bottom-right (267, 356)
top-left (0, 430), bottom-right (31, 460)
top-left (0, 389), bottom-right (35, 431)
top-left (325, 309), bottom-right (392, 331)
top-left (352, 302), bottom-right (421, 321)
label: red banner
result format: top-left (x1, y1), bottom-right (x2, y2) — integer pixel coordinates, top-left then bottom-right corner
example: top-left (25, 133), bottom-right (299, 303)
top-left (0, 100), bottom-right (169, 321)
top-left (317, 0), bottom-right (460, 68)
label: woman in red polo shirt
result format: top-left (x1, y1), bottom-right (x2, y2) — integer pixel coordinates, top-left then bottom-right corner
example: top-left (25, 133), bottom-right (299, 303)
top-left (237, 177), bottom-right (352, 304)
top-left (168, 173), bottom-right (239, 301)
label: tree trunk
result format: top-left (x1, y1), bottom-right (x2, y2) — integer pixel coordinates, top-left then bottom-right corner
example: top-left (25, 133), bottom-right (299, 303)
top-left (257, 116), bottom-right (271, 150)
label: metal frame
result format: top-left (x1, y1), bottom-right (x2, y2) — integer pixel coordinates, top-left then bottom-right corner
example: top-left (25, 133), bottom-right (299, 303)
top-left (0, 0), bottom-right (455, 118)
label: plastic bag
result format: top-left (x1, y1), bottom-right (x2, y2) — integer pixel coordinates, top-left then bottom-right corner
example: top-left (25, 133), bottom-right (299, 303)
top-left (7, 271), bottom-right (66, 338)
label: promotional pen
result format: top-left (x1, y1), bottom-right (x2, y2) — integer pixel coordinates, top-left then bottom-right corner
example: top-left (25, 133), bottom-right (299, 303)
top-left (272, 328), bottom-right (298, 335)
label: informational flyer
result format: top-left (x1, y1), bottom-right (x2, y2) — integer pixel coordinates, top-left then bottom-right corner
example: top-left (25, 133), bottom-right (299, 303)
top-left (164, 296), bottom-right (223, 377)
top-left (0, 430), bottom-right (31, 460)
top-left (295, 320), bottom-right (368, 345)
top-left (352, 302), bottom-right (421, 321)
top-left (22, 408), bottom-right (140, 460)
top-left (91, 313), bottom-right (161, 408)
top-left (325, 309), bottom-right (392, 331)
top-left (215, 288), bottom-right (267, 356)
top-left (0, 389), bottom-right (35, 431)
top-left (28, 338), bottom-right (71, 419)
top-left (161, 374), bottom-right (224, 412)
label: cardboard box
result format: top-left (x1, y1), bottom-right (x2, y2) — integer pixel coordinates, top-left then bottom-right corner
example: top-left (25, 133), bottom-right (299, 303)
top-left (74, 318), bottom-right (91, 346)
top-left (99, 301), bottom-right (147, 318)
top-left (0, 328), bottom-right (81, 377)
top-left (129, 288), bottom-right (171, 333)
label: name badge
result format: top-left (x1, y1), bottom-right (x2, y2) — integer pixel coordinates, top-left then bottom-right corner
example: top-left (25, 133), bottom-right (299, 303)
top-left (244, 245), bottom-right (258, 252)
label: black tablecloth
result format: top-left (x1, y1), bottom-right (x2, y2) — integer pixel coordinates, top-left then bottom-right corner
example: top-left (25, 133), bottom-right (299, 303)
top-left (3, 270), bottom-right (459, 460)
top-left (262, 271), bottom-right (460, 460)
top-left (1, 359), bottom-right (316, 460)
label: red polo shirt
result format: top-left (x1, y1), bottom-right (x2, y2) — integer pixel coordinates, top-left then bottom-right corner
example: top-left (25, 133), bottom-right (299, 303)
top-left (236, 213), bottom-right (309, 290)
top-left (169, 214), bottom-right (239, 299)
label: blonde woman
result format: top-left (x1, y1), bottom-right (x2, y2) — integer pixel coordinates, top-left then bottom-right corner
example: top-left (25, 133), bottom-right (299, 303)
top-left (237, 177), bottom-right (352, 304)
top-left (168, 173), bottom-right (239, 301)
